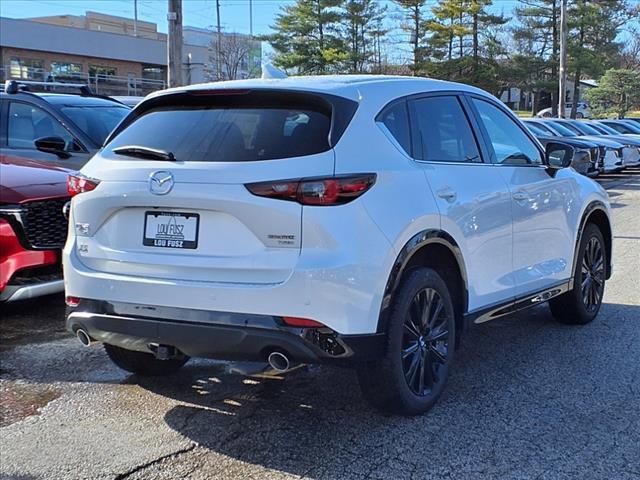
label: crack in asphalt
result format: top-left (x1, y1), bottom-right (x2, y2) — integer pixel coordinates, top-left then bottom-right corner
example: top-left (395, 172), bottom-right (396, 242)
top-left (113, 444), bottom-right (197, 480)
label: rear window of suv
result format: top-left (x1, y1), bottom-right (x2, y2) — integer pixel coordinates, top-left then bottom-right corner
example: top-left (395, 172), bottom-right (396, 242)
top-left (104, 91), bottom-right (335, 162)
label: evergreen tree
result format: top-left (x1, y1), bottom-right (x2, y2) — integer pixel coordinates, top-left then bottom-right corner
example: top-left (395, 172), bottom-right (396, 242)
top-left (586, 69), bottom-right (640, 118)
top-left (343, 0), bottom-right (388, 73)
top-left (424, 1), bottom-right (507, 89)
top-left (393, 0), bottom-right (430, 73)
top-left (267, 0), bottom-right (346, 74)
top-left (425, 0), bottom-right (468, 78)
top-left (567, 0), bottom-right (628, 118)
top-left (512, 0), bottom-right (560, 114)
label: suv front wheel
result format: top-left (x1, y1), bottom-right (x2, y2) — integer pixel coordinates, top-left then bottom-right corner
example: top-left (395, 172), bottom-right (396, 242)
top-left (357, 268), bottom-right (456, 416)
top-left (549, 223), bottom-right (606, 325)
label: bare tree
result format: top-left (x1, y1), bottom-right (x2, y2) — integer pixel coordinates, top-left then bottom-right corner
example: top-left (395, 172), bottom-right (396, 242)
top-left (207, 33), bottom-right (254, 81)
top-left (621, 27), bottom-right (640, 71)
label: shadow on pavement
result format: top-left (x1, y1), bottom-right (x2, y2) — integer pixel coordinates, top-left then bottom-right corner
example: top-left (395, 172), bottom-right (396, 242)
top-left (0, 294), bottom-right (68, 352)
top-left (134, 302), bottom-right (640, 478)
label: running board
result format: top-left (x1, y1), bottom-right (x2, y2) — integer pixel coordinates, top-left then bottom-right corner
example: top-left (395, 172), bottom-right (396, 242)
top-left (464, 281), bottom-right (572, 325)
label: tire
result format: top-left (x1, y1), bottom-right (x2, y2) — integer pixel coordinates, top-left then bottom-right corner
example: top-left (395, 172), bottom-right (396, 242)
top-left (104, 343), bottom-right (189, 376)
top-left (549, 223), bottom-right (606, 325)
top-left (576, 112), bottom-right (584, 119)
top-left (356, 268), bottom-right (456, 416)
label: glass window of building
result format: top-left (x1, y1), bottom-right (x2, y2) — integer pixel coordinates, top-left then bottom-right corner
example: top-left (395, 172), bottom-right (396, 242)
top-left (51, 62), bottom-right (83, 77)
top-left (9, 58), bottom-right (44, 80)
top-left (89, 65), bottom-right (117, 79)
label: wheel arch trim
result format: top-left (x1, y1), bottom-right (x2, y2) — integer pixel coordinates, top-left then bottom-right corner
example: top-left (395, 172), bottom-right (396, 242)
top-left (376, 229), bottom-right (469, 333)
top-left (574, 201), bottom-right (613, 281)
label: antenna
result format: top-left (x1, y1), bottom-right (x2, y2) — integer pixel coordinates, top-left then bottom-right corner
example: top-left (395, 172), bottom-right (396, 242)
top-left (261, 63), bottom-right (288, 80)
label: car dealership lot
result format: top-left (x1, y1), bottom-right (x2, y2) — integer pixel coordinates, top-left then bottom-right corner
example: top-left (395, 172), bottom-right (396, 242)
top-left (1, 170), bottom-right (639, 480)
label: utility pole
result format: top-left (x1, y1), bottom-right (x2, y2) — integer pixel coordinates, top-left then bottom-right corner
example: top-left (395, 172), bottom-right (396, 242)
top-left (216, 0), bottom-right (222, 81)
top-left (167, 0), bottom-right (183, 87)
top-left (133, 0), bottom-right (138, 37)
top-left (249, 0), bottom-right (253, 37)
top-left (558, 0), bottom-right (568, 118)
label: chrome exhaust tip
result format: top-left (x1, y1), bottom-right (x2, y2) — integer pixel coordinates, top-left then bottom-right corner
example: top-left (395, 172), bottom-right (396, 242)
top-left (76, 328), bottom-right (95, 347)
top-left (267, 351), bottom-right (290, 372)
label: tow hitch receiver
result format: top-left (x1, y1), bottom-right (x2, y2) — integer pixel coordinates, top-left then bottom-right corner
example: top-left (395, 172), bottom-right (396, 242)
top-left (149, 344), bottom-right (181, 360)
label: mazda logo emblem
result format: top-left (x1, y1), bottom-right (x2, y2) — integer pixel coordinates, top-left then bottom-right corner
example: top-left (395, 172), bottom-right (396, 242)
top-left (149, 171), bottom-right (174, 195)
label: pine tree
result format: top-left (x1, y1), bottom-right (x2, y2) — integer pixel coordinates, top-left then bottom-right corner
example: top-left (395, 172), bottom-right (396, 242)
top-left (343, 0), bottom-right (388, 73)
top-left (267, 0), bottom-right (347, 74)
top-left (586, 68), bottom-right (640, 118)
top-left (512, 0), bottom-right (560, 114)
top-left (424, 0), bottom-right (507, 87)
top-left (567, 0), bottom-right (628, 118)
top-left (393, 0), bottom-right (430, 74)
top-left (425, 0), bottom-right (467, 78)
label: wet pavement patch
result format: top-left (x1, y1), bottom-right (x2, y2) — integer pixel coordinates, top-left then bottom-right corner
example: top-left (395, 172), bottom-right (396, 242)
top-left (0, 381), bottom-right (62, 427)
top-left (0, 294), bottom-right (68, 351)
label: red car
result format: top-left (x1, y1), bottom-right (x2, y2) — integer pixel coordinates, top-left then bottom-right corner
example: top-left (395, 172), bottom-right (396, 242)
top-left (0, 154), bottom-right (69, 301)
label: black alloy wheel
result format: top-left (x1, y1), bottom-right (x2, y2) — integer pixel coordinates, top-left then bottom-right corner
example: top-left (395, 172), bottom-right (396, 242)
top-left (402, 288), bottom-right (451, 396)
top-left (549, 223), bottom-right (606, 325)
top-left (356, 268), bottom-right (456, 415)
top-left (580, 236), bottom-right (605, 313)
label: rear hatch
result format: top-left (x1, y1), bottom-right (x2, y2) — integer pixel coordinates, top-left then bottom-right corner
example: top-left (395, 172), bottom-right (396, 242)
top-left (75, 89), bottom-right (357, 285)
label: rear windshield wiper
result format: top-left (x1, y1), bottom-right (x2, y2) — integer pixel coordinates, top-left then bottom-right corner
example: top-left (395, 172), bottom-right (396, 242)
top-left (112, 145), bottom-right (176, 161)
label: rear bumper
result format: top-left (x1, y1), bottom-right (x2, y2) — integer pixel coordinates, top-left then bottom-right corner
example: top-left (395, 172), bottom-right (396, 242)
top-left (66, 300), bottom-right (386, 364)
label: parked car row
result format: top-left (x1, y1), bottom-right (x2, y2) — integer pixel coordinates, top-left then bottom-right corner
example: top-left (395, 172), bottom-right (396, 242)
top-left (522, 117), bottom-right (640, 175)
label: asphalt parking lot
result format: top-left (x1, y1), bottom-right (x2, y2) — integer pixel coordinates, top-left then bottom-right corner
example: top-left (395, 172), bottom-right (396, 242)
top-left (1, 170), bottom-right (639, 480)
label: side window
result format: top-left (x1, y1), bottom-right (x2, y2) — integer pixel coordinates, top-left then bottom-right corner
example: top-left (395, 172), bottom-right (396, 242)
top-left (7, 102), bottom-right (76, 150)
top-left (378, 101), bottom-right (411, 155)
top-left (408, 96), bottom-right (480, 163)
top-left (472, 99), bottom-right (543, 165)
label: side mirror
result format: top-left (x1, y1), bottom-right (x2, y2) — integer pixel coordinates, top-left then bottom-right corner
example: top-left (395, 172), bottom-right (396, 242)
top-left (34, 136), bottom-right (70, 158)
top-left (545, 141), bottom-right (574, 171)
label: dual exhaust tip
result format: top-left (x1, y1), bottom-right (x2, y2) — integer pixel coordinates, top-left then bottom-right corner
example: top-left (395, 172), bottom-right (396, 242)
top-left (76, 328), bottom-right (96, 347)
top-left (267, 351), bottom-right (291, 372)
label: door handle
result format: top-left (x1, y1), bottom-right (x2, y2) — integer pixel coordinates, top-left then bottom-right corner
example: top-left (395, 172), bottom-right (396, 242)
top-left (437, 188), bottom-right (457, 202)
top-left (512, 191), bottom-right (529, 201)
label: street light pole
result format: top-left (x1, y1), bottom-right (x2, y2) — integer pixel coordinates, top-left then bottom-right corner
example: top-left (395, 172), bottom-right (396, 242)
top-left (133, 0), bottom-right (138, 37)
top-left (558, 0), bottom-right (568, 118)
top-left (167, 0), bottom-right (183, 87)
top-left (216, 0), bottom-right (222, 81)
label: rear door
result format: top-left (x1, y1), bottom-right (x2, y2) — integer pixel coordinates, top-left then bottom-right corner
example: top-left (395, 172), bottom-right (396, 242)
top-left (74, 90), bottom-right (351, 285)
top-left (406, 93), bottom-right (516, 310)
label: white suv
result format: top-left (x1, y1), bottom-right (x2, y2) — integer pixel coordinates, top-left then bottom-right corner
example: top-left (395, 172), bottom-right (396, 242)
top-left (64, 76), bottom-right (613, 415)
top-left (537, 102), bottom-right (591, 118)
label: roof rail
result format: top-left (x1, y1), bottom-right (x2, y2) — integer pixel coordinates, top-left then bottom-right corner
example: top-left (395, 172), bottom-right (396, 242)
top-left (4, 79), bottom-right (93, 95)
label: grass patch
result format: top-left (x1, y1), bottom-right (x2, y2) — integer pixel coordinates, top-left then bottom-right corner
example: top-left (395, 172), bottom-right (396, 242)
top-left (513, 110), bottom-right (535, 118)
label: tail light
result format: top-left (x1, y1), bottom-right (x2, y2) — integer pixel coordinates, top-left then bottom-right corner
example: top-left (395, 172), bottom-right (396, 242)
top-left (65, 296), bottom-right (80, 307)
top-left (246, 174), bottom-right (376, 206)
top-left (282, 316), bottom-right (326, 328)
top-left (67, 173), bottom-right (100, 197)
